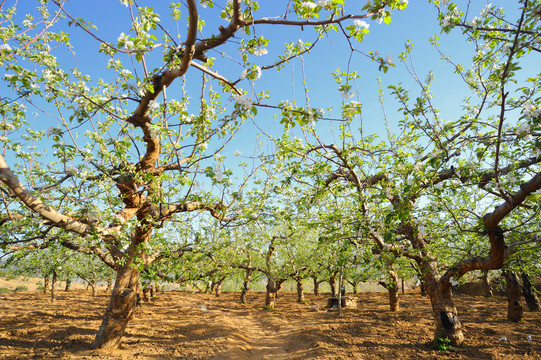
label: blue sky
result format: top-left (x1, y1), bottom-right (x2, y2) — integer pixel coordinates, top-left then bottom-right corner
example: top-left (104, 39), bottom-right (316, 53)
top-left (6, 0), bottom-right (535, 171)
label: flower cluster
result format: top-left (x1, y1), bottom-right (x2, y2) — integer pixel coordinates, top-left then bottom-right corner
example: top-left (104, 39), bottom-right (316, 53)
top-left (0, 44), bottom-right (12, 51)
top-left (236, 95), bottom-right (253, 111)
top-left (523, 103), bottom-right (541, 121)
top-left (354, 20), bottom-right (370, 30)
top-left (300, 1), bottom-right (316, 9)
top-left (516, 123), bottom-right (531, 136)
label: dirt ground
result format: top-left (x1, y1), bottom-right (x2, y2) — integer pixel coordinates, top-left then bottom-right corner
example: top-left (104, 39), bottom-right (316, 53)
top-left (0, 287), bottom-right (539, 360)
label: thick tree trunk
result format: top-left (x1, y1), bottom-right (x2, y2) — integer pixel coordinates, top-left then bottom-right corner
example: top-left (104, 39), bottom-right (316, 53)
top-left (90, 280), bottom-right (97, 297)
top-left (296, 279), bottom-right (304, 303)
top-left (265, 278), bottom-right (276, 308)
top-left (240, 269), bottom-right (252, 304)
top-left (92, 265), bottom-right (140, 349)
top-left (329, 275), bottom-right (337, 297)
top-left (521, 272), bottom-right (540, 311)
top-left (425, 274), bottom-right (464, 346)
top-left (51, 271), bottom-right (57, 303)
top-left (504, 271), bottom-right (524, 322)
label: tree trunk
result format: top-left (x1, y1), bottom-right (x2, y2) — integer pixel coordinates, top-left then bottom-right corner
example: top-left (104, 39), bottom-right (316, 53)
top-left (92, 264), bottom-right (140, 349)
top-left (90, 280), bottom-right (97, 297)
top-left (142, 287), bottom-right (150, 302)
top-left (480, 270), bottom-right (493, 297)
top-left (215, 276), bottom-right (226, 297)
top-left (348, 280), bottom-right (358, 294)
top-left (424, 274), bottom-right (464, 346)
top-left (312, 276), bottom-right (321, 296)
top-left (105, 278), bottom-right (112, 292)
top-left (296, 279), bottom-right (304, 303)
top-left (51, 271), bottom-right (57, 303)
top-left (65, 278), bottom-right (71, 292)
top-left (43, 275), bottom-right (49, 295)
top-left (504, 271), bottom-right (524, 322)
top-left (329, 274), bottom-right (337, 297)
top-left (521, 272), bottom-right (540, 311)
top-left (265, 278), bottom-right (276, 308)
top-left (388, 271), bottom-right (399, 312)
top-left (150, 285), bottom-right (155, 299)
top-left (240, 269), bottom-right (252, 304)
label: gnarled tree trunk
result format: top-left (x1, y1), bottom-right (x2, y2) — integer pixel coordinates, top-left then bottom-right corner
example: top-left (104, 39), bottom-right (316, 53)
top-left (296, 278), bottom-right (304, 303)
top-left (504, 271), bottom-right (524, 322)
top-left (329, 274), bottom-right (337, 297)
top-left (92, 264), bottom-right (140, 349)
top-left (265, 278), bottom-right (277, 308)
top-left (240, 269), bottom-right (252, 304)
top-left (521, 272), bottom-right (540, 311)
top-left (424, 271), bottom-right (464, 346)
top-left (379, 270), bottom-right (399, 312)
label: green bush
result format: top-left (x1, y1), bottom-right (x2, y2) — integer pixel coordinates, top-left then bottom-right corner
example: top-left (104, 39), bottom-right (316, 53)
top-left (13, 286), bottom-right (28, 292)
top-left (0, 287), bottom-right (12, 293)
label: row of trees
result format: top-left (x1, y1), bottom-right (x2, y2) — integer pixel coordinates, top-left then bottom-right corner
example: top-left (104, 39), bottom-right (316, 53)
top-left (1, 0), bottom-right (540, 351)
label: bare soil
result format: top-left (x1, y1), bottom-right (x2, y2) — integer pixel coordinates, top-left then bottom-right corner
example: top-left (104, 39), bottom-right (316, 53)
top-left (0, 288), bottom-right (539, 360)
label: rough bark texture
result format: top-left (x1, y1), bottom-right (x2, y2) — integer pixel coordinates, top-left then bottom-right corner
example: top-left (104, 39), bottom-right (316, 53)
top-left (265, 278), bottom-right (276, 309)
top-left (312, 276), bottom-right (320, 296)
top-left (240, 270), bottom-right (252, 304)
top-left (426, 276), bottom-right (464, 346)
top-left (504, 271), bottom-right (524, 322)
top-left (51, 271), bottom-right (57, 303)
top-left (64, 278), bottom-right (71, 292)
top-left (521, 272), bottom-right (540, 311)
top-left (296, 279), bottom-right (304, 303)
top-left (480, 270), bottom-right (493, 297)
top-left (329, 275), bottom-right (337, 297)
top-left (215, 277), bottom-right (225, 297)
top-left (92, 265), bottom-right (140, 349)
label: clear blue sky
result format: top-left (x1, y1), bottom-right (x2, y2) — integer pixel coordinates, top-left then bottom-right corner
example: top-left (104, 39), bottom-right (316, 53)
top-left (7, 0), bottom-right (535, 168)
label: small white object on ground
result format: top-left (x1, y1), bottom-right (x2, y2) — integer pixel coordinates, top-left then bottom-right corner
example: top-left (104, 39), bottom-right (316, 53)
top-left (498, 337), bottom-right (507, 342)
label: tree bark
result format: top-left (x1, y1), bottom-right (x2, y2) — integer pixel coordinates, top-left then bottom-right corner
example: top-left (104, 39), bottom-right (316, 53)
top-left (92, 264), bottom-right (140, 349)
top-left (64, 278), bottom-right (71, 292)
top-left (521, 272), bottom-right (540, 311)
top-left (312, 276), bottom-right (320, 296)
top-left (43, 275), bottom-right (49, 295)
top-left (379, 271), bottom-right (399, 312)
top-left (329, 274), bottom-right (337, 297)
top-left (296, 279), bottom-right (304, 303)
top-left (51, 271), bottom-right (57, 303)
top-left (240, 269), bottom-right (252, 304)
top-left (504, 271), bottom-right (524, 322)
top-left (480, 270), bottom-right (493, 297)
top-left (265, 278), bottom-right (276, 309)
top-left (215, 276), bottom-right (226, 297)
top-left (142, 287), bottom-right (150, 302)
top-left (424, 270), bottom-right (464, 346)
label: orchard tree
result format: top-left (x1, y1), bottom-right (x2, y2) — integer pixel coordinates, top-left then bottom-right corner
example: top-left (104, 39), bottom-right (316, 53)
top-left (0, 0), bottom-right (412, 349)
top-left (275, 0), bottom-right (541, 346)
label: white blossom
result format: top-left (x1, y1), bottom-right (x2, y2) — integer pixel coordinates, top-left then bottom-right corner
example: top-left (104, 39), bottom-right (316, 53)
top-left (236, 94), bottom-right (253, 111)
top-left (354, 19), bottom-right (370, 30)
top-left (523, 103), bottom-right (541, 120)
top-left (517, 123), bottom-right (531, 136)
top-left (255, 66), bottom-right (262, 79)
top-left (46, 127), bottom-right (56, 136)
top-left (240, 69), bottom-right (248, 79)
top-left (435, 182), bottom-right (443, 190)
top-left (148, 100), bottom-right (159, 111)
top-left (22, 19), bottom-right (32, 27)
top-left (0, 44), bottom-right (11, 51)
top-left (316, 0), bottom-right (329, 6)
top-left (386, 55), bottom-right (394, 65)
top-left (254, 48), bottom-right (268, 56)
top-left (120, 69), bottom-right (132, 76)
top-left (300, 1), bottom-right (316, 9)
